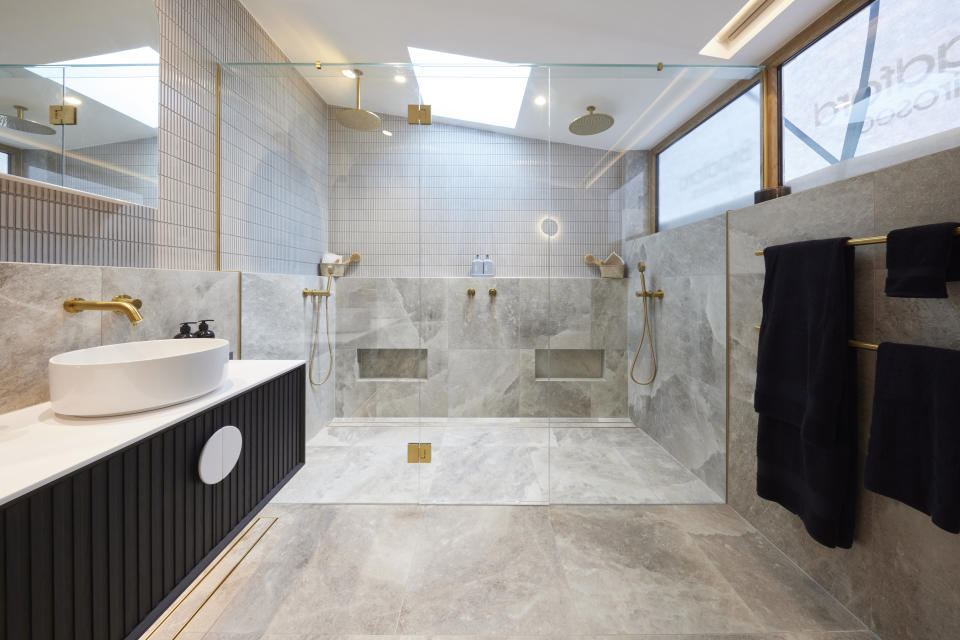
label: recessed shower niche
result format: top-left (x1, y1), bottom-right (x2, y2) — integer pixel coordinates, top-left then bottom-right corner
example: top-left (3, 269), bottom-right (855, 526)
top-left (357, 348), bottom-right (428, 379)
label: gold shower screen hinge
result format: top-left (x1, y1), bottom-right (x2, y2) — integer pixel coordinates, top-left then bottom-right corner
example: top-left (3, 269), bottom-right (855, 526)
top-left (408, 104), bottom-right (431, 125)
top-left (49, 105), bottom-right (77, 125)
top-left (407, 442), bottom-right (431, 463)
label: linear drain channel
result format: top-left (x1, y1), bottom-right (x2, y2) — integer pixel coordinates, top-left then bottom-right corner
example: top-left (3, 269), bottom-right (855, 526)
top-left (141, 516), bottom-right (278, 639)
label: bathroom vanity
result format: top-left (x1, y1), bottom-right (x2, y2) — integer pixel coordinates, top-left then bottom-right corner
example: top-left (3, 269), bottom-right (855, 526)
top-left (0, 361), bottom-right (305, 640)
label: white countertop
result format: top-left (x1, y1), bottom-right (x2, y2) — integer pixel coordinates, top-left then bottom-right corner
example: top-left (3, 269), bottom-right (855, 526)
top-left (0, 360), bottom-right (303, 507)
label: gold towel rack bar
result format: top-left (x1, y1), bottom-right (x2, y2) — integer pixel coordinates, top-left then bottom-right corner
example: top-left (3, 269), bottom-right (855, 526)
top-left (753, 325), bottom-right (878, 351)
top-left (753, 226), bottom-right (960, 256)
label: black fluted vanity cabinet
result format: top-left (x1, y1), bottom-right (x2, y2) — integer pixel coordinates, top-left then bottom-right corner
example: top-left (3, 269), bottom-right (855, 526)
top-left (0, 365), bottom-right (305, 640)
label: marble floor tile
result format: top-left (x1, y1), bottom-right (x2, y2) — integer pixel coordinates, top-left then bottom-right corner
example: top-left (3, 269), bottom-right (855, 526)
top-left (418, 427), bottom-right (549, 504)
top-left (396, 506), bottom-right (582, 635)
top-left (200, 504), bottom-right (423, 636)
top-left (549, 428), bottom-right (723, 504)
top-left (272, 426), bottom-right (421, 503)
top-left (157, 504), bottom-right (869, 639)
top-left (548, 506), bottom-right (766, 635)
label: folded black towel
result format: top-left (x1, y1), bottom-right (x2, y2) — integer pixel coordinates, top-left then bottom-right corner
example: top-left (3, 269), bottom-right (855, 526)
top-left (865, 342), bottom-right (960, 533)
top-left (885, 222), bottom-right (960, 298)
top-left (755, 238), bottom-right (858, 548)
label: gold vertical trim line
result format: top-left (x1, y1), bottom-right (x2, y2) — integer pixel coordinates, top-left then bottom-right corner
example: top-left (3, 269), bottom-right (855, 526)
top-left (761, 65), bottom-right (779, 189)
top-left (235, 270), bottom-right (242, 360)
top-left (724, 210), bottom-right (731, 504)
top-left (215, 64), bottom-right (222, 271)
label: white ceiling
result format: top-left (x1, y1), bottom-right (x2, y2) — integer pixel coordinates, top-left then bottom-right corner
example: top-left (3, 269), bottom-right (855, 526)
top-left (237, 0), bottom-right (840, 150)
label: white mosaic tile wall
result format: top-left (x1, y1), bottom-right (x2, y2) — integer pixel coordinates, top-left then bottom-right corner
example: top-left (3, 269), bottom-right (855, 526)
top-left (329, 113), bottom-right (623, 278)
top-left (156, 0), bottom-right (330, 274)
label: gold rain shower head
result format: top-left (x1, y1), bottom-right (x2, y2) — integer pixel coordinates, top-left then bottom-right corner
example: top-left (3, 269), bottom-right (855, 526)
top-left (335, 70), bottom-right (382, 132)
top-left (568, 105), bottom-right (614, 136)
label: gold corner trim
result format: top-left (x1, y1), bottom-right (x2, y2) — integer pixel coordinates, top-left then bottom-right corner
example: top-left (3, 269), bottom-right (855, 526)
top-left (215, 64), bottom-right (222, 272)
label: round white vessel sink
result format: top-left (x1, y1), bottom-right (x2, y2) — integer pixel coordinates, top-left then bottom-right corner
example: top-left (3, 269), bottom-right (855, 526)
top-left (49, 339), bottom-right (229, 417)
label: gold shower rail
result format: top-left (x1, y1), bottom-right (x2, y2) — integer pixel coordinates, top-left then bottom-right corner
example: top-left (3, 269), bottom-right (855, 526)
top-left (752, 325), bottom-right (877, 351)
top-left (753, 226), bottom-right (960, 256)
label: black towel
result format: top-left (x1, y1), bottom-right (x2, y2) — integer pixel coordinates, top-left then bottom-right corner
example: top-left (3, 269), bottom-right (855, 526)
top-left (885, 222), bottom-right (960, 298)
top-left (754, 238), bottom-right (858, 548)
top-left (865, 342), bottom-right (960, 533)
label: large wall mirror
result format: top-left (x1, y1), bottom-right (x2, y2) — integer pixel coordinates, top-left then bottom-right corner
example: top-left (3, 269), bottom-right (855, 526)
top-left (0, 0), bottom-right (159, 207)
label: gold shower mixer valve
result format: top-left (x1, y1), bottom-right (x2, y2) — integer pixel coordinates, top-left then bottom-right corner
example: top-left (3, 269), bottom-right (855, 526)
top-left (635, 262), bottom-right (664, 299)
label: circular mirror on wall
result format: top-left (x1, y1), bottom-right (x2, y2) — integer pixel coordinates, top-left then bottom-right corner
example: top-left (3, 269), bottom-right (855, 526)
top-left (0, 0), bottom-right (159, 207)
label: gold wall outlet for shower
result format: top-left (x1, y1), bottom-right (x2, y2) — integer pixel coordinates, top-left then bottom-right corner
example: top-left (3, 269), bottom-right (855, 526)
top-left (408, 104), bottom-right (431, 125)
top-left (407, 443), bottom-right (431, 463)
top-left (49, 105), bottom-right (76, 125)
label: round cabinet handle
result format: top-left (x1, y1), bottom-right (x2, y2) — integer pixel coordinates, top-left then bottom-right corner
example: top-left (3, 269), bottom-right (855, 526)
top-left (198, 425), bottom-right (243, 485)
top-left (488, 288), bottom-right (497, 297)
top-left (467, 288), bottom-right (476, 297)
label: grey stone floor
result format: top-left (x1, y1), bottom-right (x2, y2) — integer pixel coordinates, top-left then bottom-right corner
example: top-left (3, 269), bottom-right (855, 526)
top-left (150, 503), bottom-right (875, 639)
top-left (272, 419), bottom-right (723, 505)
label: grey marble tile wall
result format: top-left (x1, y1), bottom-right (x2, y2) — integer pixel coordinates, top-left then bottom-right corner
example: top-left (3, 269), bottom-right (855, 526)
top-left (334, 277), bottom-right (627, 417)
top-left (727, 146), bottom-right (960, 640)
top-left (0, 261), bottom-right (239, 414)
top-left (329, 113), bottom-right (623, 279)
top-left (622, 214), bottom-right (727, 498)
top-left (241, 272), bottom-right (336, 440)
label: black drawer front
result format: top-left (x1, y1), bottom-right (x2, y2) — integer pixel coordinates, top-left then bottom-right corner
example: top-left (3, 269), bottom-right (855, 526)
top-left (1, 365), bottom-right (305, 640)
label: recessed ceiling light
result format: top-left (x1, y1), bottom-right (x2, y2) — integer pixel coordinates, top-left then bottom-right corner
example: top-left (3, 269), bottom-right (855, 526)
top-left (394, 74), bottom-right (407, 83)
top-left (382, 130), bottom-right (393, 136)
top-left (700, 0), bottom-right (796, 59)
top-left (64, 96), bottom-right (82, 105)
top-left (534, 95), bottom-right (547, 106)
top-left (341, 69), bottom-right (357, 79)
top-left (407, 46), bottom-right (531, 129)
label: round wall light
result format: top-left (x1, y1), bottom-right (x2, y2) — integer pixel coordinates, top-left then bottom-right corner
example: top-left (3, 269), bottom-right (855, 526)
top-left (540, 217), bottom-right (559, 237)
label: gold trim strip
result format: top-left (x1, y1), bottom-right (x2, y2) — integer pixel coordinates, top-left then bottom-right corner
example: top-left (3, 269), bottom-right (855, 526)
top-left (215, 64), bottom-right (222, 272)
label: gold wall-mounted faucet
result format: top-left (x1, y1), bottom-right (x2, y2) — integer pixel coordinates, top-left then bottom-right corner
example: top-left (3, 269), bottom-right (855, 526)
top-left (303, 265), bottom-right (335, 299)
top-left (63, 294), bottom-right (143, 325)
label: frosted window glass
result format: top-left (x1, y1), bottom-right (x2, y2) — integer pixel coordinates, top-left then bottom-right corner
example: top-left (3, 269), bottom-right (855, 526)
top-left (782, 0), bottom-right (960, 184)
top-left (657, 85), bottom-right (762, 230)
top-left (0, 152), bottom-right (8, 174)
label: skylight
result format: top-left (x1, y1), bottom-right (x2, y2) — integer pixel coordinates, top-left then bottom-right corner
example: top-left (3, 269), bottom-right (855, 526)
top-left (407, 47), bottom-right (531, 129)
top-left (28, 47), bottom-right (160, 128)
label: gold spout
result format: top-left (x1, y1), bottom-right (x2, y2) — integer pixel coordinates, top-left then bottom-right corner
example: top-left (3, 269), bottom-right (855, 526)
top-left (63, 294), bottom-right (144, 325)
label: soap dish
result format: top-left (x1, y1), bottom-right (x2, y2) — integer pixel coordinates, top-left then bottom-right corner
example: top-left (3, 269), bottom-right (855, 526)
top-left (585, 252), bottom-right (625, 278)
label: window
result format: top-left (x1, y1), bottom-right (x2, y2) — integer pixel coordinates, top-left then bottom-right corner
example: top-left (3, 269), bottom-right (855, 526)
top-left (657, 84), bottom-right (762, 231)
top-left (0, 151), bottom-right (8, 174)
top-left (782, 0), bottom-right (960, 186)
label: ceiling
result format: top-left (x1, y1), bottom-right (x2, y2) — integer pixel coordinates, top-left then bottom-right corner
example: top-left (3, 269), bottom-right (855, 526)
top-left (237, 0), bottom-right (840, 150)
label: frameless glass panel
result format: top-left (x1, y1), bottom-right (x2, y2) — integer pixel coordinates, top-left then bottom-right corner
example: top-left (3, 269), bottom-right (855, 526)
top-left (547, 65), bottom-right (752, 504)
top-left (782, 0), bottom-right (960, 186)
top-left (657, 84), bottom-right (762, 231)
top-left (219, 61), bottom-right (758, 506)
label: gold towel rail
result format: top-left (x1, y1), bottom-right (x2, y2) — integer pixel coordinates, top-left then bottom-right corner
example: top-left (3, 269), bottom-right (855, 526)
top-left (753, 226), bottom-right (960, 256)
top-left (752, 325), bottom-right (877, 351)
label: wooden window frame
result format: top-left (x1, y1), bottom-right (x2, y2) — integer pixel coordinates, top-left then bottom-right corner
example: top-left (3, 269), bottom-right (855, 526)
top-left (650, 0), bottom-right (876, 233)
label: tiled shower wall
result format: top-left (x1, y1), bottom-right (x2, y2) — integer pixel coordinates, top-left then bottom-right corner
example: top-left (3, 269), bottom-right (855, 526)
top-left (335, 277), bottom-right (627, 418)
top-left (329, 113), bottom-right (623, 278)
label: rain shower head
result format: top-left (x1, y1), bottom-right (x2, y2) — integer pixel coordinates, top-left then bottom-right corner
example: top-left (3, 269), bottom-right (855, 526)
top-left (336, 70), bottom-right (382, 132)
top-left (0, 105), bottom-right (56, 135)
top-left (568, 105), bottom-right (614, 136)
